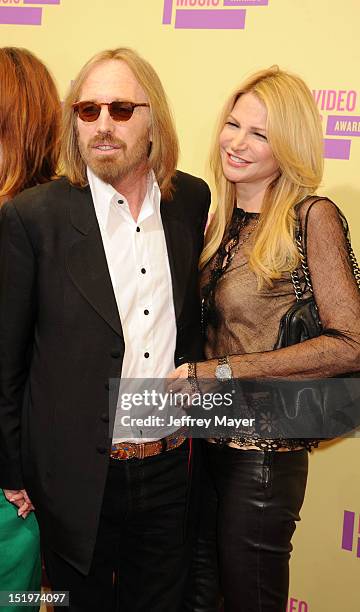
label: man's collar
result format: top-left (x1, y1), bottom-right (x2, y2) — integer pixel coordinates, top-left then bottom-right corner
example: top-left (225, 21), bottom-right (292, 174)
top-left (87, 166), bottom-right (160, 227)
top-left (87, 166), bottom-right (120, 202)
top-left (86, 167), bottom-right (159, 200)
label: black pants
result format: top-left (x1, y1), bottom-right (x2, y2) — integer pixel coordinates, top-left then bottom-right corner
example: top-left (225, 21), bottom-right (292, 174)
top-left (207, 445), bottom-right (308, 612)
top-left (44, 440), bottom-right (193, 612)
top-left (183, 440), bottom-right (222, 612)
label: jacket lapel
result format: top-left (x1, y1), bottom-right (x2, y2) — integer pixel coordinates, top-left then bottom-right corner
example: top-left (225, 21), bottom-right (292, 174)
top-left (66, 184), bottom-right (123, 338)
top-left (161, 198), bottom-right (193, 322)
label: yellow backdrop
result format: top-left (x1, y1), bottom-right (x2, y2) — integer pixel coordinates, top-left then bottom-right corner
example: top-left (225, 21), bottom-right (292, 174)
top-left (1, 1), bottom-right (359, 610)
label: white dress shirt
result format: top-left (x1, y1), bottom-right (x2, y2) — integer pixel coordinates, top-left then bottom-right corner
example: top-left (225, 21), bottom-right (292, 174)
top-left (88, 167), bottom-right (178, 442)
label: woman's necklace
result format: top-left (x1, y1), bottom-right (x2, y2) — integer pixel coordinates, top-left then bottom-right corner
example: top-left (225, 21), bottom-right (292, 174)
top-left (201, 208), bottom-right (259, 331)
top-left (221, 211), bottom-right (260, 269)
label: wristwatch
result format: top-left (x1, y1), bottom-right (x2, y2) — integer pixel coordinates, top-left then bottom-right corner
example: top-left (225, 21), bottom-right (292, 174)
top-left (215, 356), bottom-right (233, 382)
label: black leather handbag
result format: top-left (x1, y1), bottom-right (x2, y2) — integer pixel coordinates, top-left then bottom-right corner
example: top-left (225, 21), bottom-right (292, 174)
top-left (272, 198), bottom-right (360, 439)
top-left (274, 199), bottom-right (324, 347)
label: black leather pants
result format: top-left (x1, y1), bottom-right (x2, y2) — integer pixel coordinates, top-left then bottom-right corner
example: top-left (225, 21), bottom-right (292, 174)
top-left (207, 444), bottom-right (308, 612)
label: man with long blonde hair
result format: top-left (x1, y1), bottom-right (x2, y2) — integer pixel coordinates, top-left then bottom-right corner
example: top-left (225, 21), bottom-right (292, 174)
top-left (0, 47), bottom-right (210, 611)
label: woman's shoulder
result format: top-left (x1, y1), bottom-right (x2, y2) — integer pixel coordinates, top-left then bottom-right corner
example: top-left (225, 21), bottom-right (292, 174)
top-left (297, 194), bottom-right (339, 216)
top-left (296, 195), bottom-right (348, 238)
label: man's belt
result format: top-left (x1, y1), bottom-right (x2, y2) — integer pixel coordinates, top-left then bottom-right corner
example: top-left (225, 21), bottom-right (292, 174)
top-left (110, 432), bottom-right (186, 461)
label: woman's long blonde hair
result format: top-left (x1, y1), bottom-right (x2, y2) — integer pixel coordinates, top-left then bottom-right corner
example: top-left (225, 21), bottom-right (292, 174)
top-left (60, 48), bottom-right (179, 200)
top-left (200, 66), bottom-right (324, 286)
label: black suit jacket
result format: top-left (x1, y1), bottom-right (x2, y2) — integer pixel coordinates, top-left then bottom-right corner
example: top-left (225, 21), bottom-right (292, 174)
top-left (0, 171), bottom-right (210, 573)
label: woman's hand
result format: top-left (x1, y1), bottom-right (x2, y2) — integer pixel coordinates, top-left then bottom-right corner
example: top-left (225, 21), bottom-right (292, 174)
top-left (167, 360), bottom-right (219, 381)
top-left (166, 359), bottom-right (223, 395)
top-left (3, 488), bottom-right (35, 519)
top-left (167, 363), bottom-right (188, 380)
top-left (166, 364), bottom-right (192, 397)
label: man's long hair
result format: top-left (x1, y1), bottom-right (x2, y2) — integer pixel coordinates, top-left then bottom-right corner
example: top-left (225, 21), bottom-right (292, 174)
top-left (0, 47), bottom-right (61, 204)
top-left (201, 66), bottom-right (324, 287)
top-left (60, 48), bottom-right (179, 200)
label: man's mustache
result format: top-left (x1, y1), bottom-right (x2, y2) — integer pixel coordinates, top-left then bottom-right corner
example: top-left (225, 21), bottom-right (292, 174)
top-left (88, 134), bottom-right (126, 148)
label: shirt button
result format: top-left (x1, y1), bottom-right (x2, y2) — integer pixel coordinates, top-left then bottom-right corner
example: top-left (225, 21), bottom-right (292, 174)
top-left (118, 199), bottom-right (124, 205)
top-left (144, 352), bottom-right (150, 359)
top-left (141, 268), bottom-right (146, 274)
top-left (136, 227), bottom-right (140, 232)
top-left (144, 309), bottom-right (149, 315)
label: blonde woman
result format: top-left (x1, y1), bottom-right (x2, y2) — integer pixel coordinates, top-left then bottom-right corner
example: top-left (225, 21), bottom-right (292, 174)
top-left (169, 67), bottom-right (360, 611)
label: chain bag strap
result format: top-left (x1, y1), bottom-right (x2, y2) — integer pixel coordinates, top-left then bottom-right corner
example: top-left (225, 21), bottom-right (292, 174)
top-left (292, 196), bottom-right (360, 296)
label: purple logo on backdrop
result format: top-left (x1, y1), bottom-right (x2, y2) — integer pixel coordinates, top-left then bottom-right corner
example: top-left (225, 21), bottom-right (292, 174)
top-left (341, 510), bottom-right (360, 557)
top-left (287, 598), bottom-right (309, 612)
top-left (313, 88), bottom-right (359, 160)
top-left (0, 0), bottom-right (60, 26)
top-left (162, 0), bottom-right (268, 30)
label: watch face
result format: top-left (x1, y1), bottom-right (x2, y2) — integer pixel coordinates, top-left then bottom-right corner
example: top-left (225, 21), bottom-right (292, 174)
top-left (215, 363), bottom-right (232, 381)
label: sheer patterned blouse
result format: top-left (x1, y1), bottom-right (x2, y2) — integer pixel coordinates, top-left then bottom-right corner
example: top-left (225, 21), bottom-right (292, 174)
top-left (200, 197), bottom-right (360, 450)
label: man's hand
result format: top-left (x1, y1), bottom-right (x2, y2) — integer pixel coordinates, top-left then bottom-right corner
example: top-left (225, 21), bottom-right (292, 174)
top-left (3, 488), bottom-right (35, 519)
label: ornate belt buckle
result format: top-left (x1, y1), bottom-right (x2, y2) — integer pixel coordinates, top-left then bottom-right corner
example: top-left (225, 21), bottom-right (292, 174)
top-left (116, 443), bottom-right (137, 460)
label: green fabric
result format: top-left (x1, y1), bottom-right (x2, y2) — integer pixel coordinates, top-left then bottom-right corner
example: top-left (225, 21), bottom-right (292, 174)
top-left (0, 490), bottom-right (41, 611)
